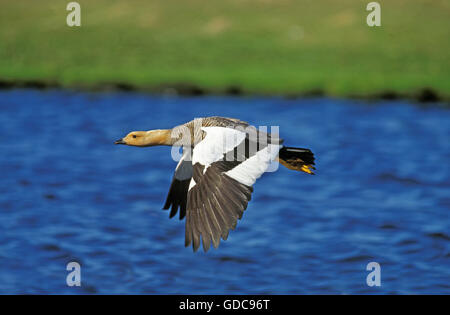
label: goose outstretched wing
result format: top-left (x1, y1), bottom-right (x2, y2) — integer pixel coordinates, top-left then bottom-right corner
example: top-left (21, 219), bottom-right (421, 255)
top-left (185, 126), bottom-right (282, 252)
top-left (163, 148), bottom-right (193, 220)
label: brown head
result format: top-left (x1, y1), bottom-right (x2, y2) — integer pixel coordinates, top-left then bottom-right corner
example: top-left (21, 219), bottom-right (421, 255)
top-left (115, 129), bottom-right (172, 147)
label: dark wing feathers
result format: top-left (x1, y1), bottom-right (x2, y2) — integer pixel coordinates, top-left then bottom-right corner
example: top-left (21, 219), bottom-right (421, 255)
top-left (163, 178), bottom-right (190, 220)
top-left (186, 161), bottom-right (253, 252)
top-left (163, 149), bottom-right (193, 220)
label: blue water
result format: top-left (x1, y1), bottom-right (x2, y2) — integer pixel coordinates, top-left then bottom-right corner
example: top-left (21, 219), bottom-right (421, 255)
top-left (0, 89), bottom-right (448, 294)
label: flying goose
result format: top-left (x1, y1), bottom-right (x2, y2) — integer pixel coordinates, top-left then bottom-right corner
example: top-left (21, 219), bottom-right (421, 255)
top-left (115, 117), bottom-right (315, 252)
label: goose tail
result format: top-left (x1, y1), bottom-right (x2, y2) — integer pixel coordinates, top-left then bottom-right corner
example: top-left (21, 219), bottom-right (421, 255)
top-left (278, 146), bottom-right (316, 175)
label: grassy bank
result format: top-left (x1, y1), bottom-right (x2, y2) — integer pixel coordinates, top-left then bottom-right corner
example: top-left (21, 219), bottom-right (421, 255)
top-left (0, 0), bottom-right (449, 99)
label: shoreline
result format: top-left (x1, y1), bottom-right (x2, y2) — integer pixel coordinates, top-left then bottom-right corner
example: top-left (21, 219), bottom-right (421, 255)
top-left (0, 79), bottom-right (447, 105)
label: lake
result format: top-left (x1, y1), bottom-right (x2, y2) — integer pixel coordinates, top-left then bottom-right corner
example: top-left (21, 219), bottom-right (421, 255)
top-left (0, 89), bottom-right (448, 294)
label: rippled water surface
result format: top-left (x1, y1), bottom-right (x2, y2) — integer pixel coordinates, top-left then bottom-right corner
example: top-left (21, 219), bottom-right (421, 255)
top-left (0, 90), bottom-right (448, 294)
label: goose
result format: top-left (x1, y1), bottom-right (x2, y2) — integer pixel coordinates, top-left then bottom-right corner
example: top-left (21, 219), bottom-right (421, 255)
top-left (115, 117), bottom-right (315, 252)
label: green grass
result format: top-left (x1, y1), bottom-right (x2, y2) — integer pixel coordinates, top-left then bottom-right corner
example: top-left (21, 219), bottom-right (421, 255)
top-left (0, 0), bottom-right (449, 98)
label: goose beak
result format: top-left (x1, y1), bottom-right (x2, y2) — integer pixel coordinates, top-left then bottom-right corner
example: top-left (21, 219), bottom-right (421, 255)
top-left (115, 138), bottom-right (126, 145)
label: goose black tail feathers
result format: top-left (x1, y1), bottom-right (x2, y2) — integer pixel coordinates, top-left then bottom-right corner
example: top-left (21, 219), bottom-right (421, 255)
top-left (278, 147), bottom-right (316, 175)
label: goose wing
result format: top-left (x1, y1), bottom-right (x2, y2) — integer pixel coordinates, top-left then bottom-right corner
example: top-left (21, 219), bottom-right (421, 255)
top-left (163, 148), bottom-right (193, 220)
top-left (185, 126), bottom-right (282, 252)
